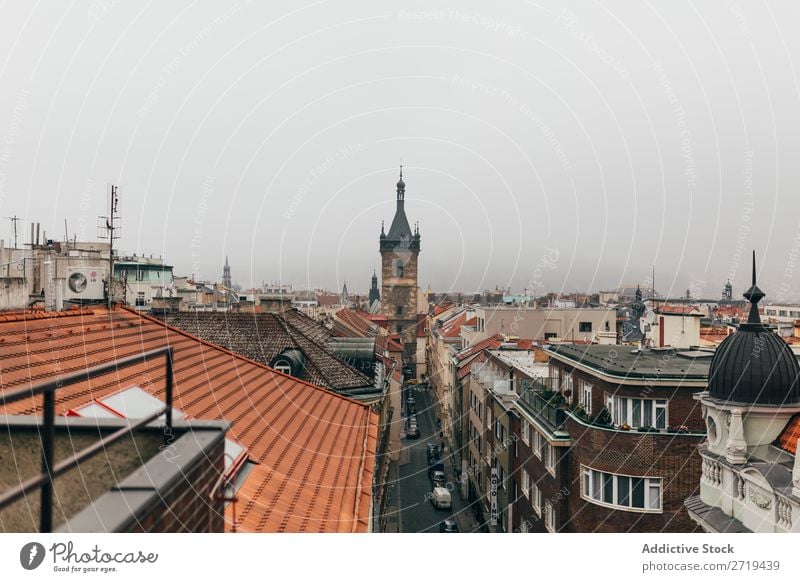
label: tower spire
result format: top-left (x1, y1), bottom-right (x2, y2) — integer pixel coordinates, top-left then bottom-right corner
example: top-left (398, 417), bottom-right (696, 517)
top-left (743, 250), bottom-right (764, 324)
top-left (396, 165), bottom-right (405, 200)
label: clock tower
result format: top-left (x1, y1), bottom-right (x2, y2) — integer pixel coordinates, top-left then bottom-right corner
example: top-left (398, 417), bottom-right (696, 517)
top-left (380, 167), bottom-right (421, 372)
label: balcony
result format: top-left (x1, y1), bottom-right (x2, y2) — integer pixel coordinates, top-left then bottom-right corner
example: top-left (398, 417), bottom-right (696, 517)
top-left (517, 388), bottom-right (566, 431)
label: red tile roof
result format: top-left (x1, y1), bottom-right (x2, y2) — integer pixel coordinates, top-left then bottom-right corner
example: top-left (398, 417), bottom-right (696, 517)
top-left (316, 294), bottom-right (341, 307)
top-left (455, 334), bottom-right (504, 363)
top-left (0, 306), bottom-right (377, 533)
top-left (333, 309), bottom-right (376, 338)
top-left (439, 312), bottom-right (468, 337)
top-left (157, 310), bottom-right (374, 397)
top-left (776, 414), bottom-right (800, 455)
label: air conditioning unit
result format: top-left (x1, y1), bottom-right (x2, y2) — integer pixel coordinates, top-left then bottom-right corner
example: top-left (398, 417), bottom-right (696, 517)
top-left (64, 267), bottom-right (105, 301)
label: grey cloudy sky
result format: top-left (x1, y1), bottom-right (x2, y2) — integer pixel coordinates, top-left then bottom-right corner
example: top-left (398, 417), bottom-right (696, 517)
top-left (1, 1), bottom-right (800, 300)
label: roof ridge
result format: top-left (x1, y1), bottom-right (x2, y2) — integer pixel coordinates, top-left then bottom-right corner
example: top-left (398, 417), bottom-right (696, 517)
top-left (124, 306), bottom-right (373, 409)
top-left (0, 308), bottom-right (94, 323)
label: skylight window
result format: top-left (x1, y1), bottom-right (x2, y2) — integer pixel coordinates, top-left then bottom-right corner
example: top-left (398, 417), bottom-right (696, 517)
top-left (224, 438), bottom-right (246, 471)
top-left (68, 385), bottom-right (184, 421)
top-left (70, 401), bottom-right (121, 419)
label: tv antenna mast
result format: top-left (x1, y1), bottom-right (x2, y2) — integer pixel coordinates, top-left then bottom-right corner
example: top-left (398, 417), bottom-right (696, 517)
top-left (98, 184), bottom-right (122, 309)
top-left (7, 215), bottom-right (21, 248)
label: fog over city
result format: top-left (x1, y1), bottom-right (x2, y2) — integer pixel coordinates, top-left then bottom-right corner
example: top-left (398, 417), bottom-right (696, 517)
top-left (1, 1), bottom-right (799, 299)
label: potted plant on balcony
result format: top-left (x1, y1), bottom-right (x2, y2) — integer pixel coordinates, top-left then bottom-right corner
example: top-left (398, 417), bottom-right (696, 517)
top-left (592, 406), bottom-right (612, 427)
top-left (620, 423), bottom-right (631, 431)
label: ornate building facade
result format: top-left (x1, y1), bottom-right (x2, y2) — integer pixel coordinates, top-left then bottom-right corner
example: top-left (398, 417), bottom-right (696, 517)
top-left (686, 253), bottom-right (800, 532)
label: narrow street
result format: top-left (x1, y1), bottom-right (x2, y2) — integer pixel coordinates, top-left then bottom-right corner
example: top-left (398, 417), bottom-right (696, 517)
top-left (397, 384), bottom-right (480, 533)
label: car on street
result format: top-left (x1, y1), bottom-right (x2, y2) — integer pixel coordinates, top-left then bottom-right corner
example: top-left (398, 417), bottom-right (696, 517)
top-left (431, 487), bottom-right (451, 510)
top-left (431, 470), bottom-right (446, 488)
top-left (440, 518), bottom-right (459, 533)
top-left (427, 459), bottom-right (444, 478)
top-left (406, 419), bottom-right (420, 439)
top-left (406, 396), bottom-right (416, 414)
top-left (426, 443), bottom-right (441, 462)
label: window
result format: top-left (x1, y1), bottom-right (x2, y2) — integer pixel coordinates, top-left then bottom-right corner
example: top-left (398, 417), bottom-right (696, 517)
top-left (395, 261), bottom-right (404, 277)
top-left (544, 444), bottom-right (556, 474)
top-left (521, 469), bottom-right (530, 498)
top-left (582, 381), bottom-right (592, 414)
top-left (135, 268), bottom-right (144, 281)
top-left (544, 501), bottom-right (555, 532)
top-left (396, 324), bottom-right (402, 334)
top-left (611, 396), bottom-right (668, 429)
top-left (533, 430), bottom-right (542, 459)
top-left (521, 419), bottom-right (530, 445)
top-left (487, 407), bottom-right (492, 430)
top-left (396, 306), bottom-right (403, 316)
top-left (531, 482), bottom-right (542, 516)
top-left (544, 332), bottom-right (557, 340)
top-left (579, 321), bottom-right (592, 332)
top-left (564, 373), bottom-right (573, 395)
top-left (135, 292), bottom-right (146, 307)
top-left (274, 363), bottom-right (291, 375)
top-left (495, 420), bottom-right (504, 441)
top-left (581, 466), bottom-right (662, 512)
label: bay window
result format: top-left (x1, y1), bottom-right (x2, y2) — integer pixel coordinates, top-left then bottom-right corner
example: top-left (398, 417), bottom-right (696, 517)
top-left (582, 466), bottom-right (662, 511)
top-left (610, 395), bottom-right (668, 429)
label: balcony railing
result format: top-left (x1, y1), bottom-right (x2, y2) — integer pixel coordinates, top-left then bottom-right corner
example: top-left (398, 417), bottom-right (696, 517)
top-left (517, 388), bottom-right (566, 430)
top-left (0, 347), bottom-right (175, 532)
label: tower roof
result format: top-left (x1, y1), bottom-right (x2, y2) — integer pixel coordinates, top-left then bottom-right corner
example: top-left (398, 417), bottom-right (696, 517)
top-left (707, 251), bottom-right (800, 405)
top-left (381, 167), bottom-right (419, 251)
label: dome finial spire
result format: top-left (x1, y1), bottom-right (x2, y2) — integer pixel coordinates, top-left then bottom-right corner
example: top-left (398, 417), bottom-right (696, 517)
top-left (743, 250), bottom-right (765, 324)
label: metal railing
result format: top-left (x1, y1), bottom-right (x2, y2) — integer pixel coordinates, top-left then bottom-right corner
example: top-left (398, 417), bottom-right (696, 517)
top-left (0, 346), bottom-right (175, 532)
top-left (517, 389), bottom-right (566, 430)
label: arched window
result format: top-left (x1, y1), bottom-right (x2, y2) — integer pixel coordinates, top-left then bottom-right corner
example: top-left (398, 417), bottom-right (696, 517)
top-left (395, 260), bottom-right (404, 277)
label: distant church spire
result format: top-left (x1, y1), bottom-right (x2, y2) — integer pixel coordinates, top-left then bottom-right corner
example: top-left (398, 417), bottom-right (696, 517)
top-left (222, 256), bottom-right (232, 288)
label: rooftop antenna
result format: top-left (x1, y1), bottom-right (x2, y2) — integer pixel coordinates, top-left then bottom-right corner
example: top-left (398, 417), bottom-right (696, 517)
top-left (98, 184), bottom-right (122, 309)
top-left (8, 215), bottom-right (20, 248)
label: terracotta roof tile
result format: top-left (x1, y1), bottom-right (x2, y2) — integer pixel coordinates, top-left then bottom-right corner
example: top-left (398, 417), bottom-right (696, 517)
top-left (0, 306), bottom-right (376, 533)
top-left (156, 310), bottom-right (375, 398)
top-left (333, 309), bottom-right (376, 338)
top-left (776, 414), bottom-right (800, 455)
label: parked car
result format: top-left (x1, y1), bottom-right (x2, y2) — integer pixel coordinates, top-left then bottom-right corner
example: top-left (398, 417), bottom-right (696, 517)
top-left (426, 443), bottom-right (441, 462)
top-left (431, 487), bottom-right (452, 510)
top-left (431, 470), bottom-right (446, 488)
top-left (440, 518), bottom-right (459, 533)
top-left (427, 460), bottom-right (444, 478)
top-left (406, 421), bottom-right (420, 439)
top-left (406, 397), bottom-right (416, 414)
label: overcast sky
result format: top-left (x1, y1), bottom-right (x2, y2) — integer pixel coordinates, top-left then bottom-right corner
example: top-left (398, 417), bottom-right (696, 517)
top-left (1, 1), bottom-right (800, 300)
